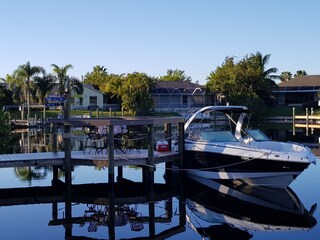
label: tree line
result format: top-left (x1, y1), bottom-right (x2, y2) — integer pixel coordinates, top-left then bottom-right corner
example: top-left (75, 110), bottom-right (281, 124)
top-left (0, 63), bottom-right (194, 115)
top-left (0, 52), bottom-right (308, 116)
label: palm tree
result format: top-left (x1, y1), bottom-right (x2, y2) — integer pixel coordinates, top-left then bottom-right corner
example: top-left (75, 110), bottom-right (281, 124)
top-left (280, 71), bottom-right (292, 82)
top-left (51, 64), bottom-right (83, 95)
top-left (250, 52), bottom-right (279, 82)
top-left (84, 65), bottom-right (108, 90)
top-left (249, 52), bottom-right (279, 101)
top-left (0, 73), bottom-right (24, 104)
top-left (159, 69), bottom-right (192, 82)
top-left (14, 61), bottom-right (45, 118)
top-left (33, 72), bottom-right (56, 104)
top-left (294, 70), bottom-right (307, 77)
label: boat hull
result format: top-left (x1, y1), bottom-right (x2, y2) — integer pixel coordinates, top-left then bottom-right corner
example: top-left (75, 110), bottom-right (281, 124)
top-left (184, 147), bottom-right (311, 188)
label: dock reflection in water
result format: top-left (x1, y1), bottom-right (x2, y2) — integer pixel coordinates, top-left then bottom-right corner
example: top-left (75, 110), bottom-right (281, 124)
top-left (0, 171), bottom-right (317, 239)
top-left (185, 175), bottom-right (317, 239)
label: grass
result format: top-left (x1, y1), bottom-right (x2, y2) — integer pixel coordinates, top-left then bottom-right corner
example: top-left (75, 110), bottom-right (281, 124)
top-left (263, 106), bottom-right (320, 117)
top-left (5, 106), bottom-right (320, 121)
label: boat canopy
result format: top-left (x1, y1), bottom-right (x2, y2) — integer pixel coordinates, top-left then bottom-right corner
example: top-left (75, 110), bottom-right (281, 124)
top-left (184, 106), bottom-right (251, 131)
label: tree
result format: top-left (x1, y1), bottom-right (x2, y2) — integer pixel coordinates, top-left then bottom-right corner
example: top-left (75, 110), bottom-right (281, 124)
top-left (0, 111), bottom-right (12, 154)
top-left (0, 73), bottom-right (24, 104)
top-left (0, 85), bottom-right (14, 106)
top-left (247, 52), bottom-right (279, 101)
top-left (51, 64), bottom-right (83, 96)
top-left (84, 65), bottom-right (108, 90)
top-left (159, 69), bottom-right (192, 82)
top-left (14, 61), bottom-right (45, 118)
top-left (104, 72), bottom-right (156, 115)
top-left (280, 71), bottom-right (292, 82)
top-left (206, 52), bottom-right (279, 105)
top-left (33, 72), bottom-right (56, 104)
top-left (104, 73), bottom-right (125, 103)
top-left (121, 72), bottom-right (156, 115)
top-left (294, 70), bottom-right (307, 77)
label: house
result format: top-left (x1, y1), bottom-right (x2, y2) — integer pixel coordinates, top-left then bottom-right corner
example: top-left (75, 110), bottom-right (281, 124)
top-left (47, 84), bottom-right (104, 110)
top-left (72, 84), bottom-right (104, 110)
top-left (272, 75), bottom-right (320, 107)
top-left (151, 81), bottom-right (214, 111)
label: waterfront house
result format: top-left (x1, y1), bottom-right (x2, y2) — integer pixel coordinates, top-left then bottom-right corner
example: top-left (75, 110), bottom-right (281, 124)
top-left (151, 81), bottom-right (214, 112)
top-left (272, 75), bottom-right (320, 107)
top-left (71, 84), bottom-right (104, 110)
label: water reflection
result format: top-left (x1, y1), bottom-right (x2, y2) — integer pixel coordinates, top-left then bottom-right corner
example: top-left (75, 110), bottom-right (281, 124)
top-left (11, 126), bottom-right (85, 153)
top-left (185, 175), bottom-right (317, 239)
top-left (0, 172), bottom-right (316, 239)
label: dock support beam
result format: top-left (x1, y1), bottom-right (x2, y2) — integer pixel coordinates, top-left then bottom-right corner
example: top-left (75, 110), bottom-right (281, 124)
top-left (292, 107), bottom-right (295, 136)
top-left (64, 87), bottom-right (72, 189)
top-left (108, 125), bottom-right (115, 184)
top-left (178, 122), bottom-right (184, 168)
top-left (145, 124), bottom-right (155, 184)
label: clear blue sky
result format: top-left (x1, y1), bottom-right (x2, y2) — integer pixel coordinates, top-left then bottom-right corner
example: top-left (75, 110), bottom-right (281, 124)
top-left (0, 0), bottom-right (319, 84)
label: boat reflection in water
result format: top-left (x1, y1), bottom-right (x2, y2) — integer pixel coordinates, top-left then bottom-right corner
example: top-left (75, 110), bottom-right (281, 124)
top-left (185, 175), bottom-right (317, 239)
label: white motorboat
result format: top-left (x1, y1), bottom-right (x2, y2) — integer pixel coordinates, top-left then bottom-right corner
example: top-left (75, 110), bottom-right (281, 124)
top-left (184, 106), bottom-right (317, 188)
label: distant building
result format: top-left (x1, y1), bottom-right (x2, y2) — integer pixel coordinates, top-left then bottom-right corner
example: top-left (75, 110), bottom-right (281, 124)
top-left (151, 81), bottom-right (214, 111)
top-left (272, 75), bottom-right (320, 107)
top-left (72, 84), bottom-right (104, 110)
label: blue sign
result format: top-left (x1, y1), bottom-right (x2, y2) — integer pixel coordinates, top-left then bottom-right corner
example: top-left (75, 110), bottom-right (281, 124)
top-left (45, 96), bottom-right (65, 106)
top-left (46, 96), bottom-right (65, 102)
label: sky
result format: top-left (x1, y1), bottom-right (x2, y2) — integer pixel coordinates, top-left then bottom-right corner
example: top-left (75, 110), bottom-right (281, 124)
top-left (0, 0), bottom-right (319, 85)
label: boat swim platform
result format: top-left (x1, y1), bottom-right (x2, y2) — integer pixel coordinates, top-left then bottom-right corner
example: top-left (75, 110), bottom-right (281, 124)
top-left (0, 149), bottom-right (180, 169)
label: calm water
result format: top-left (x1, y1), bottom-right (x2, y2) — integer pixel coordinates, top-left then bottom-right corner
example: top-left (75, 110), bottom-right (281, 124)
top-left (0, 126), bottom-right (319, 240)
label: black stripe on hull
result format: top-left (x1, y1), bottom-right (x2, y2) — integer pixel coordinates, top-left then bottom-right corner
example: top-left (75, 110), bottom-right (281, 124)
top-left (184, 150), bottom-right (310, 174)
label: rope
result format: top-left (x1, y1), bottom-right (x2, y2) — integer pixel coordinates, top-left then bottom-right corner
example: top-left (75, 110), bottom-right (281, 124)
top-left (117, 150), bottom-right (270, 172)
top-left (153, 134), bottom-right (177, 141)
top-left (114, 135), bottom-right (148, 141)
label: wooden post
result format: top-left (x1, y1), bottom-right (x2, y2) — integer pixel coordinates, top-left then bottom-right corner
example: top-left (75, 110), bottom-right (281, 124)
top-left (43, 104), bottom-right (46, 123)
top-left (164, 123), bottom-right (173, 183)
top-left (64, 174), bottom-right (72, 239)
top-left (148, 189), bottom-right (156, 238)
top-left (147, 124), bottom-right (155, 174)
top-left (108, 125), bottom-right (115, 184)
top-left (63, 88), bottom-right (73, 194)
top-left (108, 186), bottom-right (116, 240)
top-left (292, 107), bottom-right (295, 136)
top-left (52, 124), bottom-right (58, 153)
top-left (311, 107), bottom-right (314, 134)
top-left (52, 166), bottom-right (59, 185)
top-left (306, 108), bottom-right (309, 136)
top-left (117, 166), bottom-right (123, 181)
top-left (179, 171), bottom-right (186, 226)
top-left (21, 104), bottom-right (24, 120)
top-left (164, 123), bottom-right (172, 151)
top-left (178, 122), bottom-right (184, 168)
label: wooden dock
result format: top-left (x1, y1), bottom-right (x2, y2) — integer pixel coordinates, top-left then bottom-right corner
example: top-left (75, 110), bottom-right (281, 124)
top-left (292, 107), bottom-right (320, 135)
top-left (1, 114), bottom-right (185, 187)
top-left (0, 150), bottom-right (180, 168)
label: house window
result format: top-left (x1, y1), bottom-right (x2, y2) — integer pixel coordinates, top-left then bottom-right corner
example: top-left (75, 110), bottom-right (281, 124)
top-left (89, 96), bottom-right (97, 105)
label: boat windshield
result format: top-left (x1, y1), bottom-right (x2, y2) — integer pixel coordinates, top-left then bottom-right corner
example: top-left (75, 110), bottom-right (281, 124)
top-left (246, 129), bottom-right (270, 141)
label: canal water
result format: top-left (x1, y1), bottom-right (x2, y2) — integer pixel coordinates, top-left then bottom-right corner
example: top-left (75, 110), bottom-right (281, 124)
top-left (0, 126), bottom-right (319, 240)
